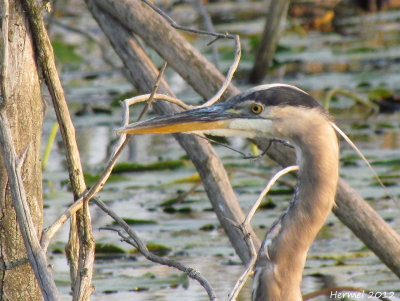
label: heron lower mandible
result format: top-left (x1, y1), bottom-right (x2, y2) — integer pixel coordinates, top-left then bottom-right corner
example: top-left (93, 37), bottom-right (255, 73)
top-left (118, 84), bottom-right (339, 300)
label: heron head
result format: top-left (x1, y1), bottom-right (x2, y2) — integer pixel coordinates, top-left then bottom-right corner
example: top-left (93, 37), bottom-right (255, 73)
top-left (117, 84), bottom-right (323, 140)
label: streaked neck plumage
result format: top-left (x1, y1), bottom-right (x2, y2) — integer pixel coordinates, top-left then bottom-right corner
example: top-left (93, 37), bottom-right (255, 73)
top-left (253, 106), bottom-right (339, 300)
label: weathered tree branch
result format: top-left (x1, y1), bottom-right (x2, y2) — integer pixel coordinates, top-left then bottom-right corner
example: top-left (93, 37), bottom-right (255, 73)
top-left (249, 0), bottom-right (290, 83)
top-left (95, 198), bottom-right (218, 301)
top-left (86, 0), bottom-right (260, 264)
top-left (95, 0), bottom-right (240, 100)
top-left (41, 94), bottom-right (186, 252)
top-left (258, 139), bottom-right (400, 278)
top-left (20, 1), bottom-right (94, 299)
top-left (228, 166), bottom-right (299, 300)
top-left (89, 0), bottom-right (400, 278)
top-left (0, 112), bottom-right (59, 301)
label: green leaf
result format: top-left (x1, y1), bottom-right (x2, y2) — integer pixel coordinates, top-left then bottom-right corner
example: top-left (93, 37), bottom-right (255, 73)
top-left (368, 88), bottom-right (393, 101)
top-left (113, 160), bottom-right (184, 173)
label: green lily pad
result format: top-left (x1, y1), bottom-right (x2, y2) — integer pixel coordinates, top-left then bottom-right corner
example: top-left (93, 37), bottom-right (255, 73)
top-left (199, 224), bottom-right (215, 231)
top-left (112, 218), bottom-right (158, 226)
top-left (146, 243), bottom-right (172, 256)
top-left (368, 88), bottom-right (393, 101)
top-left (95, 243), bottom-right (125, 254)
top-left (84, 172), bottom-right (130, 186)
top-left (113, 160), bottom-right (184, 173)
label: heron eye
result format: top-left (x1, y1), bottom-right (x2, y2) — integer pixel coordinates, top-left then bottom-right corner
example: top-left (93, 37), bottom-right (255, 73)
top-left (250, 104), bottom-right (263, 114)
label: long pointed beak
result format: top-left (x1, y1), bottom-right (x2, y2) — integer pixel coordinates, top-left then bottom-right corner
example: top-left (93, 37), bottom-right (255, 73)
top-left (117, 103), bottom-right (236, 135)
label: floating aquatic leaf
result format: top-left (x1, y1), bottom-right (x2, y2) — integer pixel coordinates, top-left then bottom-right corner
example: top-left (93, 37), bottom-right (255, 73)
top-left (95, 243), bottom-right (125, 254)
top-left (146, 243), bottom-right (172, 256)
top-left (177, 207), bottom-right (192, 213)
top-left (113, 160), bottom-right (184, 173)
top-left (368, 87), bottom-right (393, 101)
top-left (102, 289), bottom-right (118, 294)
top-left (258, 198), bottom-right (276, 210)
top-left (84, 172), bottom-right (130, 186)
top-left (199, 224), bottom-right (215, 231)
top-left (112, 218), bottom-right (158, 226)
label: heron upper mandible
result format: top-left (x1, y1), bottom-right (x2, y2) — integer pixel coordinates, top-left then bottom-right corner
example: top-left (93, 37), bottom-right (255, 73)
top-left (118, 84), bottom-right (339, 300)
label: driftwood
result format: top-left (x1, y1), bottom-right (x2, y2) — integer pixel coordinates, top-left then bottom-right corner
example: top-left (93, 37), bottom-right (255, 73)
top-left (249, 0), bottom-right (290, 83)
top-left (90, 0), bottom-right (400, 279)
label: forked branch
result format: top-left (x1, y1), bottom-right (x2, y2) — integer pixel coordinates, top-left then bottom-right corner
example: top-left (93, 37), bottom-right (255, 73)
top-left (96, 198), bottom-right (217, 301)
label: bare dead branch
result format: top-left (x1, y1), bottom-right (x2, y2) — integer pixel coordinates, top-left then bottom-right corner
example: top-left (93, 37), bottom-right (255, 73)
top-left (180, 0), bottom-right (220, 68)
top-left (20, 1), bottom-right (94, 298)
top-left (137, 60), bottom-right (168, 120)
top-left (45, 16), bottom-right (117, 68)
top-left (228, 166), bottom-right (299, 300)
top-left (141, 0), bottom-right (233, 39)
top-left (244, 166), bottom-right (299, 226)
top-left (197, 35), bottom-right (241, 108)
top-left (88, 0), bottom-right (259, 265)
top-left (0, 112), bottom-right (59, 301)
top-left (95, 198), bottom-right (217, 301)
top-left (42, 62), bottom-right (170, 250)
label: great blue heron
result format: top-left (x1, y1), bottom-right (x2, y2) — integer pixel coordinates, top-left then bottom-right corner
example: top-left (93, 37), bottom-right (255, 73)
top-left (117, 84), bottom-right (339, 300)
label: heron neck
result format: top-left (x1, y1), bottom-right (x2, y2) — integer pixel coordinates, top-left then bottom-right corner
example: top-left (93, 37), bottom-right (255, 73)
top-left (253, 114), bottom-right (339, 300)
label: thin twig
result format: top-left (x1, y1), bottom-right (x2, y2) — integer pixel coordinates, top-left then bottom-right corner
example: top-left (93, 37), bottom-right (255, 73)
top-left (43, 96), bottom-right (182, 249)
top-left (95, 199), bottom-right (217, 301)
top-left (181, 0), bottom-right (220, 68)
top-left (41, 134), bottom-right (130, 252)
top-left (228, 165), bottom-right (299, 300)
top-left (137, 61), bottom-right (168, 120)
top-left (140, 0), bottom-right (240, 107)
top-left (244, 166), bottom-right (299, 226)
top-left (20, 0), bottom-right (95, 298)
top-left (197, 35), bottom-right (240, 108)
top-left (42, 64), bottom-right (170, 249)
top-left (323, 88), bottom-right (378, 112)
top-left (141, 0), bottom-right (233, 39)
top-left (45, 16), bottom-right (116, 68)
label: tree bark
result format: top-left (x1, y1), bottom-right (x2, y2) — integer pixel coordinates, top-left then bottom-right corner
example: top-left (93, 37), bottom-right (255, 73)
top-left (20, 0), bottom-right (95, 298)
top-left (95, 0), bottom-right (239, 101)
top-left (249, 0), bottom-right (290, 83)
top-left (0, 1), bottom-right (43, 299)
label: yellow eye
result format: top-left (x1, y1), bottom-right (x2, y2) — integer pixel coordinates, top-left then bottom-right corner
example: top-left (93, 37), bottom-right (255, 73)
top-left (250, 104), bottom-right (263, 114)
